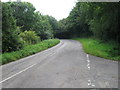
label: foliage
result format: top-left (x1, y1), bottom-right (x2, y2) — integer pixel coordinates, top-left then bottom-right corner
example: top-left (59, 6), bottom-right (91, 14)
top-left (58, 2), bottom-right (120, 44)
top-left (9, 2), bottom-right (36, 31)
top-left (1, 39), bottom-right (60, 64)
top-left (2, 3), bottom-right (23, 53)
top-left (83, 3), bottom-right (119, 42)
top-left (8, 2), bottom-right (55, 40)
top-left (74, 38), bottom-right (120, 61)
top-left (46, 15), bottom-right (59, 35)
top-left (19, 30), bottom-right (40, 45)
top-left (2, 1), bottom-right (58, 54)
top-left (2, 1), bottom-right (119, 61)
top-left (37, 15), bottom-right (54, 39)
top-left (58, 2), bottom-right (120, 60)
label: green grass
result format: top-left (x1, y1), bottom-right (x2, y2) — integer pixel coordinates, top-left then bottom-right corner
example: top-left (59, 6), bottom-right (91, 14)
top-left (73, 38), bottom-right (120, 61)
top-left (1, 39), bottom-right (60, 65)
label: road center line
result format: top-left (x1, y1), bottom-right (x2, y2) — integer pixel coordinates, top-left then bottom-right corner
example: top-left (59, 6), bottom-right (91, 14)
top-left (87, 54), bottom-right (89, 59)
top-left (86, 54), bottom-right (90, 69)
top-left (105, 82), bottom-right (110, 87)
top-left (86, 54), bottom-right (95, 87)
top-left (88, 80), bottom-right (95, 87)
top-left (0, 64), bottom-right (37, 84)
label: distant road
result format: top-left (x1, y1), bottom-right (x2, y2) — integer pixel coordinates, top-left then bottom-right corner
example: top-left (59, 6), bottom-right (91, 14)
top-left (1, 40), bottom-right (118, 88)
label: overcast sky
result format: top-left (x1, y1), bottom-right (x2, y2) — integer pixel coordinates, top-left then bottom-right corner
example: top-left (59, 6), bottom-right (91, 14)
top-left (2, 0), bottom-right (77, 20)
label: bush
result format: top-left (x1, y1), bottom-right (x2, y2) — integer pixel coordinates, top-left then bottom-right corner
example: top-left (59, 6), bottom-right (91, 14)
top-left (1, 39), bottom-right (60, 64)
top-left (19, 30), bottom-right (40, 45)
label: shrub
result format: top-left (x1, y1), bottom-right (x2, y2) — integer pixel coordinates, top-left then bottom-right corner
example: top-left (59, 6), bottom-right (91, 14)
top-left (19, 30), bottom-right (40, 45)
top-left (1, 39), bottom-right (60, 64)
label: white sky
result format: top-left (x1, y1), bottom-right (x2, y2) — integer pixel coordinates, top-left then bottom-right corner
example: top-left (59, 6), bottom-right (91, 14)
top-left (2, 0), bottom-right (77, 21)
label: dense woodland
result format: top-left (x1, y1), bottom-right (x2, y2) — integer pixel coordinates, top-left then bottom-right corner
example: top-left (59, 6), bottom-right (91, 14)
top-left (2, 2), bottom-right (120, 56)
top-left (57, 2), bottom-right (119, 41)
top-left (2, 2), bottom-right (58, 52)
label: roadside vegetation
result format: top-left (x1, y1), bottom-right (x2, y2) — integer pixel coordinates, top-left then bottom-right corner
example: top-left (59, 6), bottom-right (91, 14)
top-left (2, 2), bottom-right (60, 64)
top-left (57, 2), bottom-right (120, 61)
top-left (1, 39), bottom-right (60, 65)
top-left (74, 38), bottom-right (120, 61)
top-left (2, 1), bottom-right (120, 65)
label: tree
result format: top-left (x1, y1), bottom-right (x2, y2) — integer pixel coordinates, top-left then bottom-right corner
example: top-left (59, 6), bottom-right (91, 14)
top-left (45, 15), bottom-right (59, 35)
top-left (9, 2), bottom-right (36, 31)
top-left (33, 12), bottom-right (54, 40)
top-left (57, 2), bottom-right (120, 43)
top-left (2, 3), bottom-right (23, 52)
top-left (9, 2), bottom-right (54, 40)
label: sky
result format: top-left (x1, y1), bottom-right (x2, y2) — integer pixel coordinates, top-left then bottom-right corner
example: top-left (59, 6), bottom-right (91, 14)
top-left (2, 0), bottom-right (77, 21)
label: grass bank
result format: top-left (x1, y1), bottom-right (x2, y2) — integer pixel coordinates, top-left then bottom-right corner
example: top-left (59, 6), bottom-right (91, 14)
top-left (1, 39), bottom-right (60, 65)
top-left (73, 38), bottom-right (120, 61)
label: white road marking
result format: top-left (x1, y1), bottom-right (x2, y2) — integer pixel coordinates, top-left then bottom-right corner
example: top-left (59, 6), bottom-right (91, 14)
top-left (91, 84), bottom-right (95, 87)
top-left (87, 63), bottom-right (90, 69)
top-left (0, 64), bottom-right (36, 84)
top-left (87, 54), bottom-right (89, 58)
top-left (88, 80), bottom-right (95, 87)
top-left (87, 59), bottom-right (90, 63)
top-left (86, 54), bottom-right (95, 87)
top-left (86, 54), bottom-right (90, 70)
top-left (88, 83), bottom-right (90, 86)
top-left (88, 80), bottom-right (91, 86)
top-left (0, 51), bottom-right (57, 84)
top-left (86, 54), bottom-right (90, 62)
top-left (87, 66), bottom-right (90, 69)
top-left (105, 82), bottom-right (110, 87)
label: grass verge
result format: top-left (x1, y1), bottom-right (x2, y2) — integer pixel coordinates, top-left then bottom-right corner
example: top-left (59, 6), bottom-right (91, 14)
top-left (73, 38), bottom-right (120, 61)
top-left (1, 39), bottom-right (60, 65)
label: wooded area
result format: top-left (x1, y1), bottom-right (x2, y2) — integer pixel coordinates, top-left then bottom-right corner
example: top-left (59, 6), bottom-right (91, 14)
top-left (57, 2), bottom-right (119, 42)
top-left (2, 2), bottom-right (120, 59)
top-left (2, 2), bottom-right (59, 52)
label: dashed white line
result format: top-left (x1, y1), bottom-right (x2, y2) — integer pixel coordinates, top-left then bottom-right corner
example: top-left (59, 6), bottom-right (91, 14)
top-left (87, 60), bottom-right (90, 63)
top-left (87, 54), bottom-right (89, 58)
top-left (87, 66), bottom-right (90, 69)
top-left (91, 84), bottom-right (95, 87)
top-left (88, 80), bottom-right (95, 87)
top-left (88, 80), bottom-right (91, 86)
top-left (86, 54), bottom-right (90, 70)
top-left (86, 54), bottom-right (95, 87)
top-left (87, 63), bottom-right (90, 69)
top-left (105, 82), bottom-right (110, 87)
top-left (0, 64), bottom-right (36, 84)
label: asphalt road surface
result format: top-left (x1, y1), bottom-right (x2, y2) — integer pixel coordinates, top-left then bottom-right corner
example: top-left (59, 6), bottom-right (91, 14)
top-left (1, 40), bottom-right (118, 88)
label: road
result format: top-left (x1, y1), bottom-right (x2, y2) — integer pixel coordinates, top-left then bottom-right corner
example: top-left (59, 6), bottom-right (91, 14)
top-left (1, 40), bottom-right (118, 88)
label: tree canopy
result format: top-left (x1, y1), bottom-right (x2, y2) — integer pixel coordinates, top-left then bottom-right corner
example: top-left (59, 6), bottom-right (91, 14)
top-left (57, 2), bottom-right (120, 44)
top-left (2, 3), bottom-right (23, 52)
top-left (2, 1), bottom-right (120, 53)
top-left (2, 2), bottom-right (59, 52)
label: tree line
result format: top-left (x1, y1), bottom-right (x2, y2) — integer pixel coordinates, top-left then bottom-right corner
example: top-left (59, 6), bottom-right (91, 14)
top-left (57, 2), bottom-right (120, 44)
top-left (2, 2), bottom-right (120, 53)
top-left (2, 2), bottom-right (59, 53)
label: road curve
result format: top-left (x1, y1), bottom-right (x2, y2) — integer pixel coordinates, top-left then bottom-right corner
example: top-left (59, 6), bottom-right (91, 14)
top-left (1, 40), bottom-right (118, 88)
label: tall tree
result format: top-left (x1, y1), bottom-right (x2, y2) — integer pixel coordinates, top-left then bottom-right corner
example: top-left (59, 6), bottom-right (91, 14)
top-left (2, 3), bottom-right (23, 52)
top-left (9, 2), bottom-right (36, 31)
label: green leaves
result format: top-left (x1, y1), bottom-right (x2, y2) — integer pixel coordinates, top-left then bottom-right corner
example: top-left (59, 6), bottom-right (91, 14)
top-left (9, 2), bottom-right (58, 40)
top-left (9, 2), bottom-right (36, 31)
top-left (57, 2), bottom-right (119, 43)
top-left (2, 3), bottom-right (23, 53)
top-left (2, 1), bottom-right (59, 53)
top-left (2, 39), bottom-right (60, 64)
top-left (19, 31), bottom-right (40, 45)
